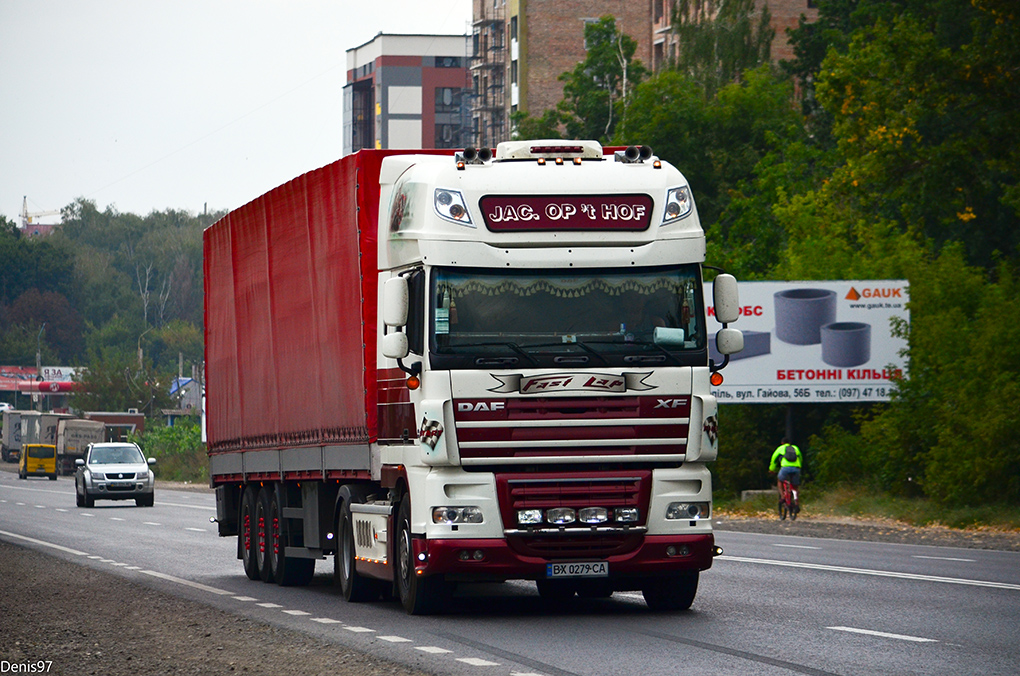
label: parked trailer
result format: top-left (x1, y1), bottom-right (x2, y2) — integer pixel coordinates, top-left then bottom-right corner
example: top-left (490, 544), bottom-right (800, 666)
top-left (56, 418), bottom-right (106, 475)
top-left (2, 410), bottom-right (26, 462)
top-left (205, 141), bottom-right (743, 614)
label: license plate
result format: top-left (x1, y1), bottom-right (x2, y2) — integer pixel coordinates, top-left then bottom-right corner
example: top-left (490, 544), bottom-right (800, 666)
top-left (546, 561), bottom-right (608, 578)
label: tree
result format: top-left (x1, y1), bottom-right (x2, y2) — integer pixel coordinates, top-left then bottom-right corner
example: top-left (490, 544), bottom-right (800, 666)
top-left (558, 16), bottom-right (647, 142)
top-left (71, 352), bottom-right (174, 417)
top-left (670, 0), bottom-right (774, 97)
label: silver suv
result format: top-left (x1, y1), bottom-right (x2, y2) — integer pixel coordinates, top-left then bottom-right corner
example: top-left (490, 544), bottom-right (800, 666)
top-left (75, 442), bottom-right (156, 507)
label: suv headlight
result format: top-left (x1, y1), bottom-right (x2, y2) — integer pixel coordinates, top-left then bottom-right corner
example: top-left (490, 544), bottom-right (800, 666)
top-left (432, 506), bottom-right (483, 524)
top-left (89, 471), bottom-right (105, 481)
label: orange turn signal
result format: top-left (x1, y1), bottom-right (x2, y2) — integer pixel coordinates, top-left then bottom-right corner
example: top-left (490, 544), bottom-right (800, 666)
top-left (710, 372), bottom-right (724, 386)
top-left (407, 375), bottom-right (421, 390)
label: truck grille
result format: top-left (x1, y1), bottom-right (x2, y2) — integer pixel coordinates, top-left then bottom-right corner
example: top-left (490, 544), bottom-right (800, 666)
top-left (496, 470), bottom-right (650, 559)
top-left (454, 396), bottom-right (690, 464)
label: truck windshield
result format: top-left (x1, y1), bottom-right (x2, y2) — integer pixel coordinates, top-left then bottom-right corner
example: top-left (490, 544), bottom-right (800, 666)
top-left (431, 266), bottom-right (706, 369)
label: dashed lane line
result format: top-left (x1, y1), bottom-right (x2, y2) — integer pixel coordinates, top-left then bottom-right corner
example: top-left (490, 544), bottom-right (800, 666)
top-left (718, 555), bottom-right (1020, 591)
top-left (828, 626), bottom-right (937, 643)
top-left (378, 636), bottom-right (412, 643)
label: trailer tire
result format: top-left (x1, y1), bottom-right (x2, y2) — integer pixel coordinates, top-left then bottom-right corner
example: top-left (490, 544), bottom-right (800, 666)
top-left (396, 494), bottom-right (445, 615)
top-left (642, 571), bottom-right (699, 611)
top-left (270, 489), bottom-right (314, 587)
top-left (336, 500), bottom-right (380, 602)
top-left (254, 486), bottom-right (275, 583)
top-left (240, 486), bottom-right (260, 580)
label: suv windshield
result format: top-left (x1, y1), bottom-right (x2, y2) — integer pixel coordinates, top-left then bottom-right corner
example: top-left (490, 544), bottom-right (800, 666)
top-left (90, 445), bottom-right (144, 464)
top-left (431, 265), bottom-right (706, 369)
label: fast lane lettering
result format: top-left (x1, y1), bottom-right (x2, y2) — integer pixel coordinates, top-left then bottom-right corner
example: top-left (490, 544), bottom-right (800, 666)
top-left (520, 375), bottom-right (576, 393)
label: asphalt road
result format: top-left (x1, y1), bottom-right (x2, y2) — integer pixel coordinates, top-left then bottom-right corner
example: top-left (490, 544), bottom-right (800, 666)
top-left (2, 470), bottom-right (1019, 676)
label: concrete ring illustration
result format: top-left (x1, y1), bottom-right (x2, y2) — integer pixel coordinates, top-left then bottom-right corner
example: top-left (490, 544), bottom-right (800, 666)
top-left (821, 322), bottom-right (871, 367)
top-left (774, 288), bottom-right (836, 345)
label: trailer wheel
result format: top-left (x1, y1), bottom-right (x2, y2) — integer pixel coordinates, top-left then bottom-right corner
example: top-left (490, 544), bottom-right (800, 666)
top-left (396, 494), bottom-right (445, 615)
top-left (642, 571), bottom-right (699, 611)
top-left (336, 500), bottom-right (380, 601)
top-left (254, 486), bottom-right (275, 582)
top-left (239, 486), bottom-right (260, 580)
top-left (270, 489), bottom-right (314, 587)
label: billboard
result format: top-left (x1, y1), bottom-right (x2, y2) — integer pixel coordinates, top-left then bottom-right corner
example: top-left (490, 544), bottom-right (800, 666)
top-left (705, 280), bottom-right (909, 404)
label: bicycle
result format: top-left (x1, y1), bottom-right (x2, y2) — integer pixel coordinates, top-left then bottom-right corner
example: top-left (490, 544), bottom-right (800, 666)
top-left (778, 479), bottom-right (799, 521)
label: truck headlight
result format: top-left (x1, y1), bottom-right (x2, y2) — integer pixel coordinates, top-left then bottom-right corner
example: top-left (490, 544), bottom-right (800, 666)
top-left (434, 189), bottom-right (474, 226)
top-left (432, 506), bottom-right (483, 524)
top-left (517, 509), bottom-right (543, 525)
top-left (666, 502), bottom-right (710, 520)
top-left (661, 186), bottom-right (692, 224)
top-left (578, 507), bottom-right (609, 524)
top-left (615, 507), bottom-right (640, 523)
top-left (546, 507), bottom-right (576, 525)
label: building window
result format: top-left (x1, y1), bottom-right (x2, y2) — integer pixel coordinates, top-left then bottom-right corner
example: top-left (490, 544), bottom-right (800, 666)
top-left (437, 56), bottom-right (462, 68)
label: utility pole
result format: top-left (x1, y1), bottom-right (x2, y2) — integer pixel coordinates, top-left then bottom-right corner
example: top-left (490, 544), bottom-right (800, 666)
top-left (35, 323), bottom-right (46, 411)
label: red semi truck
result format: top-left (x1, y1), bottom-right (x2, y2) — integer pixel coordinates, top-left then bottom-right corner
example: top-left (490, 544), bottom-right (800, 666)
top-left (204, 140), bottom-right (743, 614)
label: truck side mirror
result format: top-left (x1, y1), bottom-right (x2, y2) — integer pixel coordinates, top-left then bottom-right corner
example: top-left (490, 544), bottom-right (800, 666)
top-left (383, 276), bottom-right (409, 328)
top-left (716, 328), bottom-right (744, 356)
top-left (713, 274), bottom-right (740, 324)
top-left (382, 332), bottom-right (409, 360)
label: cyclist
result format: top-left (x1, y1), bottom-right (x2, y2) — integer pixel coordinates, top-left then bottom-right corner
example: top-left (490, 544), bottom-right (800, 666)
top-left (769, 437), bottom-right (803, 518)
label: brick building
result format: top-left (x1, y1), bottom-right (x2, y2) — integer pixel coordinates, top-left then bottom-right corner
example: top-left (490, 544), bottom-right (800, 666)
top-left (343, 33), bottom-right (471, 154)
top-left (471, 0), bottom-right (653, 147)
top-left (471, 0), bottom-right (818, 144)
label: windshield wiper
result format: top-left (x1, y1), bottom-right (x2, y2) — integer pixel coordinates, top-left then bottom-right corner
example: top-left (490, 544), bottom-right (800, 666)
top-left (446, 341), bottom-right (540, 366)
top-left (583, 339), bottom-right (684, 366)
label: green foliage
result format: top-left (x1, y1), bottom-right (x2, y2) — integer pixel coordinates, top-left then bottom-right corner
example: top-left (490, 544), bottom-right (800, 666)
top-left (70, 351), bottom-right (176, 418)
top-left (670, 0), bottom-right (774, 97)
top-left (132, 419), bottom-right (206, 483)
top-left (558, 16), bottom-right (646, 142)
top-left (510, 108), bottom-right (564, 141)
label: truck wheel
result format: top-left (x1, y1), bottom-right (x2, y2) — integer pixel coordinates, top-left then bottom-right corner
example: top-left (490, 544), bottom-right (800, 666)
top-left (642, 571), bottom-right (699, 611)
top-left (336, 500), bottom-right (379, 601)
top-left (270, 489), bottom-right (314, 587)
top-left (255, 486), bottom-right (275, 583)
top-left (396, 494), bottom-right (445, 615)
top-left (239, 486), bottom-right (260, 581)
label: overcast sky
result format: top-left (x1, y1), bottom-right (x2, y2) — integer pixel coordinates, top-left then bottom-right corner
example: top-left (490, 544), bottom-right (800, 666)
top-left (0, 0), bottom-right (471, 223)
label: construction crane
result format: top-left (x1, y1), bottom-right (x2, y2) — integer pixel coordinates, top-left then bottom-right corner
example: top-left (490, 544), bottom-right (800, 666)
top-left (20, 196), bottom-right (61, 229)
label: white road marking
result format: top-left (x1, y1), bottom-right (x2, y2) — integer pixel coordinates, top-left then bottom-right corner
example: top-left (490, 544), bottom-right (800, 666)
top-left (139, 569), bottom-right (234, 596)
top-left (185, 527), bottom-right (207, 532)
top-left (233, 596), bottom-right (258, 602)
top-left (344, 626), bottom-right (375, 633)
top-left (311, 618), bottom-right (342, 624)
top-left (416, 647), bottom-right (453, 654)
top-left (719, 555), bottom-right (1020, 591)
top-left (282, 610), bottom-right (310, 616)
top-left (80, 513), bottom-right (94, 517)
top-left (458, 658), bottom-right (500, 666)
top-left (54, 508), bottom-right (67, 512)
top-left (125, 566), bottom-right (141, 570)
top-left (912, 555), bottom-right (975, 563)
top-left (378, 636), bottom-right (412, 643)
top-left (35, 504), bottom-right (45, 508)
top-left (143, 522), bottom-right (161, 526)
top-left (0, 529), bottom-right (88, 556)
top-left (773, 543), bottom-right (820, 550)
top-left (828, 626), bottom-right (937, 643)
top-left (110, 517), bottom-right (125, 521)
top-left (257, 602), bottom-right (283, 608)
